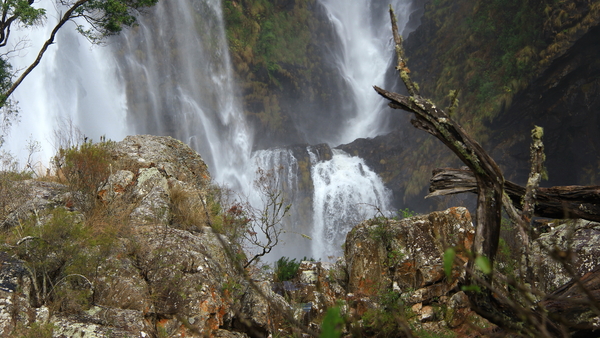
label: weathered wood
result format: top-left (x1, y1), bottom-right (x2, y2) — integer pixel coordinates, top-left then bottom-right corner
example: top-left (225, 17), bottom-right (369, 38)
top-left (541, 265), bottom-right (600, 336)
top-left (428, 168), bottom-right (600, 222)
top-left (384, 6), bottom-right (508, 330)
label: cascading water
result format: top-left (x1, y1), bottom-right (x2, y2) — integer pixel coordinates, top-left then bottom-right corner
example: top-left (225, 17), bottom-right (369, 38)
top-left (302, 0), bottom-right (418, 260)
top-left (111, 0), bottom-right (252, 188)
top-left (5, 2), bottom-right (129, 163)
top-left (318, 0), bottom-right (418, 144)
top-left (5, 0), bottom-right (420, 261)
top-left (311, 149), bottom-right (391, 259)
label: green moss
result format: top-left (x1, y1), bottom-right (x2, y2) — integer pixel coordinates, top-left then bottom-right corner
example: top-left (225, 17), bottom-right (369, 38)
top-left (224, 0), bottom-right (319, 135)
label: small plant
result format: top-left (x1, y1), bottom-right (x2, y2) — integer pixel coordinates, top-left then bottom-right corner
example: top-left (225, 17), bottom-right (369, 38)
top-left (399, 208), bottom-right (416, 219)
top-left (53, 141), bottom-right (113, 211)
top-left (169, 183), bottom-right (209, 232)
top-left (2, 207), bottom-right (119, 313)
top-left (243, 167), bottom-right (291, 268)
top-left (274, 256), bottom-right (301, 282)
top-left (320, 306), bottom-right (344, 338)
top-left (11, 322), bottom-right (54, 338)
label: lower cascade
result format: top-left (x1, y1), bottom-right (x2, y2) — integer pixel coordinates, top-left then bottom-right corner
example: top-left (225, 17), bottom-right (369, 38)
top-left (311, 149), bottom-right (391, 260)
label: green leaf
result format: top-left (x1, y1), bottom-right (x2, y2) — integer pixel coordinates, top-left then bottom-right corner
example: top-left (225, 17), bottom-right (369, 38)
top-left (475, 255), bottom-right (492, 275)
top-left (461, 285), bottom-right (481, 293)
top-left (320, 307), bottom-right (344, 338)
top-left (443, 247), bottom-right (456, 279)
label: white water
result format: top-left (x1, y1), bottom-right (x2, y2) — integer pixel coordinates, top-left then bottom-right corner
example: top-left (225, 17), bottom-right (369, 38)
top-left (311, 149), bottom-right (390, 260)
top-left (111, 0), bottom-right (252, 187)
top-left (6, 3), bottom-right (129, 165)
top-left (319, 0), bottom-right (417, 145)
top-left (4, 0), bottom-right (418, 261)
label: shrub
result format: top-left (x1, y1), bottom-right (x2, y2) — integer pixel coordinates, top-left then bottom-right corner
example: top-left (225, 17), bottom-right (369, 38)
top-left (53, 141), bottom-right (113, 211)
top-left (274, 256), bottom-right (301, 282)
top-left (169, 183), bottom-right (209, 232)
top-left (2, 207), bottom-right (118, 313)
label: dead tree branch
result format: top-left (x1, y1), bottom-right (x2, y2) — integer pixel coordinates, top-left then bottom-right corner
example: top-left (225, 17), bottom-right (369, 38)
top-left (378, 6), bottom-right (600, 335)
top-left (428, 168), bottom-right (600, 222)
top-left (379, 5), bottom-right (510, 328)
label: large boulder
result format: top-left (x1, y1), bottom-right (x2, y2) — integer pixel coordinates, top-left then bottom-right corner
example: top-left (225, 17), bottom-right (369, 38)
top-left (345, 207), bottom-right (474, 300)
top-left (0, 136), bottom-right (290, 337)
top-left (531, 219), bottom-right (600, 293)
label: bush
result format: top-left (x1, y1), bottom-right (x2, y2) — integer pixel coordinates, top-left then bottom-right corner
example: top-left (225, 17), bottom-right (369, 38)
top-left (2, 207), bottom-right (118, 312)
top-left (53, 141), bottom-right (112, 211)
top-left (274, 256), bottom-right (301, 282)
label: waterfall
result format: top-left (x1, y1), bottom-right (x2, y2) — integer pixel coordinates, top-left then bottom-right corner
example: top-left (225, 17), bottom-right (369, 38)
top-left (299, 0), bottom-right (416, 260)
top-left (111, 0), bottom-right (252, 188)
top-left (311, 149), bottom-right (391, 260)
top-left (4, 0), bottom-right (419, 261)
top-left (318, 0), bottom-right (417, 145)
top-left (5, 2), bottom-right (129, 164)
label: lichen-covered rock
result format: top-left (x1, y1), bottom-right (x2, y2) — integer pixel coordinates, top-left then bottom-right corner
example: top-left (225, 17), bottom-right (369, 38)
top-left (345, 207), bottom-right (474, 300)
top-left (445, 291), bottom-right (471, 328)
top-left (128, 225), bottom-right (238, 335)
top-left (50, 306), bottom-right (153, 338)
top-left (97, 169), bottom-right (134, 202)
top-left (0, 136), bottom-right (293, 338)
top-left (0, 252), bottom-right (36, 336)
top-left (531, 219), bottom-right (600, 292)
top-left (110, 135), bottom-right (211, 190)
top-left (1, 180), bottom-right (72, 230)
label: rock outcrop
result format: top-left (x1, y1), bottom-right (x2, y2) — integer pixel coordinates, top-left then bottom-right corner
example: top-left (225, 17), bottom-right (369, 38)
top-left (0, 136), bottom-right (285, 337)
top-left (2, 135), bottom-right (599, 337)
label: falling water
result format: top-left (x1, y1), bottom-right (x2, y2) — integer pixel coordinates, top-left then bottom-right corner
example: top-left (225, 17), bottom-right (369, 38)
top-left (6, 2), bottom-right (129, 164)
top-left (311, 149), bottom-right (391, 259)
top-left (111, 0), bottom-right (252, 187)
top-left (5, 0), bottom-right (419, 261)
top-left (319, 0), bottom-right (418, 144)
top-left (303, 0), bottom-right (418, 260)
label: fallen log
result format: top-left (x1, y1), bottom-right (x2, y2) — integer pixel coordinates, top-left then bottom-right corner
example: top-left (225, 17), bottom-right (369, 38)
top-left (428, 168), bottom-right (600, 222)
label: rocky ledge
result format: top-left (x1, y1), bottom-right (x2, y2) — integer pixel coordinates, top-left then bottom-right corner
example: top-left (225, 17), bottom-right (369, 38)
top-left (0, 135), bottom-right (598, 337)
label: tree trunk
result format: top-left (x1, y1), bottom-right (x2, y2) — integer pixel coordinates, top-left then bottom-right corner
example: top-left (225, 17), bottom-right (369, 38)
top-left (428, 168), bottom-right (600, 222)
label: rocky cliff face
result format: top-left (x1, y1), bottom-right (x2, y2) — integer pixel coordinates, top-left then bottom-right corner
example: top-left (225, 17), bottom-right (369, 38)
top-left (337, 0), bottom-right (600, 213)
top-left (0, 136), bottom-right (289, 337)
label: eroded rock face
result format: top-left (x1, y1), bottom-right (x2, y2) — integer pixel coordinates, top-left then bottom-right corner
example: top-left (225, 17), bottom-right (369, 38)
top-left (0, 136), bottom-right (281, 337)
top-left (345, 207), bottom-right (474, 300)
top-left (532, 219), bottom-right (600, 293)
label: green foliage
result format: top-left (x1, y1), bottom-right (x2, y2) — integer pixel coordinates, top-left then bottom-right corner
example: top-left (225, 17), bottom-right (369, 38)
top-left (274, 256), bottom-right (301, 282)
top-left (223, 0), bottom-right (317, 135)
top-left (76, 0), bottom-right (159, 42)
top-left (3, 0), bottom-right (46, 26)
top-left (398, 208), bottom-right (416, 219)
top-left (320, 306), bottom-right (344, 338)
top-left (461, 284), bottom-right (482, 293)
top-left (475, 255), bottom-right (492, 275)
top-left (443, 247), bottom-right (456, 280)
top-left (0, 57), bottom-right (12, 101)
top-left (12, 321), bottom-right (54, 338)
top-left (360, 289), bottom-right (405, 337)
top-left (2, 207), bottom-right (117, 312)
top-left (54, 141), bottom-right (112, 210)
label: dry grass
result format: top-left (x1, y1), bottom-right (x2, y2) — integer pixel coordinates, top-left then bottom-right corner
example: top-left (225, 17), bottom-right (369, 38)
top-left (169, 182), bottom-right (209, 232)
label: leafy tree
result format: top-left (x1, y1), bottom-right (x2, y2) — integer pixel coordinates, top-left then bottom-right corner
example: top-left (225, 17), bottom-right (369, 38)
top-left (0, 0), bottom-right (158, 142)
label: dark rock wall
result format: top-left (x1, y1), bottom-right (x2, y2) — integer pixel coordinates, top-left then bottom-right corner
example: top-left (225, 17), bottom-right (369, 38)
top-left (491, 24), bottom-right (600, 186)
